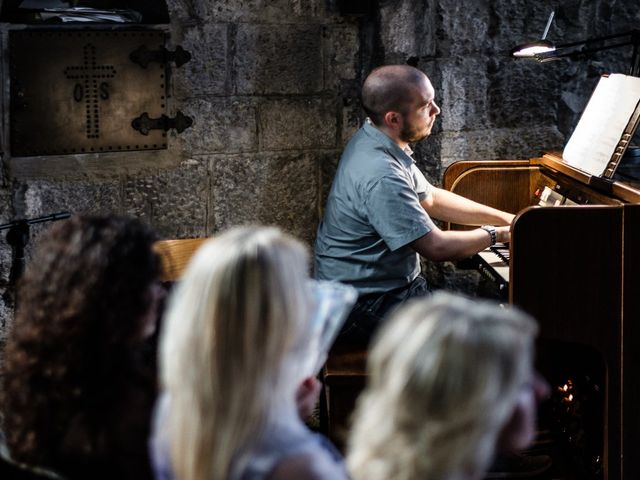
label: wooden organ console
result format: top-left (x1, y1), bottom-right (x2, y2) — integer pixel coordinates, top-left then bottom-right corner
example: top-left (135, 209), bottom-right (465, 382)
top-left (443, 152), bottom-right (640, 480)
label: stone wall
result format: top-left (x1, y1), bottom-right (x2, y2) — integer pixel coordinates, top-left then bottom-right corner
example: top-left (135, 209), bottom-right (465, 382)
top-left (0, 0), bottom-right (639, 330)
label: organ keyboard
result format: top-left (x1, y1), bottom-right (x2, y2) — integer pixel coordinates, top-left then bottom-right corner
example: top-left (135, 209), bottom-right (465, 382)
top-left (476, 244), bottom-right (509, 292)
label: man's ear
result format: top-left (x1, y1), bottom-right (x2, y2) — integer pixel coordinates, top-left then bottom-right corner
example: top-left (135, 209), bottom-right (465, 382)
top-left (383, 111), bottom-right (402, 131)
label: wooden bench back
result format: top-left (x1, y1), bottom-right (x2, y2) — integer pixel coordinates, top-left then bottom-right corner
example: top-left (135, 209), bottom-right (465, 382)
top-left (153, 238), bottom-right (208, 282)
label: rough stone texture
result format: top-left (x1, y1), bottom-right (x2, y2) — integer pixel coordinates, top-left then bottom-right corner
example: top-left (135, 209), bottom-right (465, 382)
top-left (0, 179), bottom-right (13, 224)
top-left (340, 97), bottom-right (362, 147)
top-left (0, 241), bottom-right (11, 285)
top-left (9, 178), bottom-right (124, 275)
top-left (324, 24), bottom-right (360, 88)
top-left (259, 97), bottom-right (337, 150)
top-left (438, 126), bottom-right (565, 167)
top-left (196, 0), bottom-right (331, 23)
top-left (234, 24), bottom-right (324, 95)
top-left (175, 97), bottom-right (258, 154)
top-left (380, 0), bottom-right (438, 60)
top-left (16, 179), bottom-right (122, 218)
top-left (123, 157), bottom-right (210, 239)
top-left (171, 23), bottom-right (229, 98)
top-left (165, 0), bottom-right (205, 23)
top-left (438, 57), bottom-right (491, 131)
top-left (0, 289), bottom-right (14, 358)
top-left (8, 150), bottom-right (181, 181)
top-left (211, 152), bottom-right (319, 245)
top-left (318, 149), bottom-right (341, 216)
top-left (423, 259), bottom-right (481, 296)
top-left (435, 0), bottom-right (493, 57)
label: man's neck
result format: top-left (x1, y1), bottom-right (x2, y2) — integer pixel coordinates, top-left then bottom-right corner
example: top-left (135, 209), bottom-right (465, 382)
top-left (369, 121), bottom-right (409, 150)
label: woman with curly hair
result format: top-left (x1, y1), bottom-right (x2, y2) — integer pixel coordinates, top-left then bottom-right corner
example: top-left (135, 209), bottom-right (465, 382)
top-left (152, 226), bottom-right (349, 480)
top-left (1, 215), bottom-right (163, 480)
top-left (347, 292), bottom-right (549, 480)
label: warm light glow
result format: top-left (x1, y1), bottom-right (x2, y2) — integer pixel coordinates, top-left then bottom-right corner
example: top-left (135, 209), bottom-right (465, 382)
top-left (568, 394), bottom-right (574, 402)
top-left (513, 44), bottom-right (556, 57)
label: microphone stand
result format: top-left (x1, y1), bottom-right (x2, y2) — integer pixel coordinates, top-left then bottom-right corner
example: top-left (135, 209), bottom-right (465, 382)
top-left (1, 212), bottom-right (72, 285)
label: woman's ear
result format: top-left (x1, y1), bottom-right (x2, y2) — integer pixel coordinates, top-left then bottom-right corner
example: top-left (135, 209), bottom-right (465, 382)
top-left (497, 373), bottom-right (549, 453)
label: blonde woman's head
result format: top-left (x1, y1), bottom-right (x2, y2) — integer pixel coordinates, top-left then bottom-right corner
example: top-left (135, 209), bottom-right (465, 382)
top-left (347, 292), bottom-right (540, 480)
top-left (160, 226), bottom-right (311, 480)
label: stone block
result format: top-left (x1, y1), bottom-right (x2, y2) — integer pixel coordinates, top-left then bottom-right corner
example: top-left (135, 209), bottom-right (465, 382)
top-left (210, 152), bottom-right (319, 246)
top-left (197, 0), bottom-right (332, 23)
top-left (0, 184), bottom-right (13, 224)
top-left (340, 97), bottom-right (362, 147)
top-left (439, 126), bottom-right (564, 167)
top-left (0, 287), bottom-right (15, 344)
top-left (423, 260), bottom-right (481, 296)
top-left (166, 0), bottom-right (206, 23)
top-left (9, 150), bottom-right (181, 182)
top-left (11, 179), bottom-right (123, 269)
top-left (318, 150), bottom-right (341, 219)
top-left (486, 59), bottom-right (564, 129)
top-left (123, 158), bottom-right (210, 239)
top-left (259, 97), bottom-right (337, 150)
top-left (175, 97), bottom-right (258, 154)
top-left (171, 23), bottom-right (229, 98)
top-left (438, 57), bottom-right (490, 131)
top-left (413, 135), bottom-right (443, 187)
top-left (379, 0), bottom-right (437, 59)
top-left (234, 24), bottom-right (323, 95)
top-left (18, 178), bottom-right (122, 218)
top-left (324, 24), bottom-right (359, 88)
top-left (435, 0), bottom-right (491, 57)
top-left (0, 242), bottom-right (12, 286)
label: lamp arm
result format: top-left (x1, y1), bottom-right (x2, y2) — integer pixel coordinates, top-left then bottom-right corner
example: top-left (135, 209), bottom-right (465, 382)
top-left (535, 30), bottom-right (640, 76)
top-left (554, 30), bottom-right (637, 50)
top-left (537, 40), bottom-right (636, 61)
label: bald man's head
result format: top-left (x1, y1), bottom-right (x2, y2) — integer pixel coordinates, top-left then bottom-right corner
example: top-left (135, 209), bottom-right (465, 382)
top-left (362, 65), bottom-right (431, 126)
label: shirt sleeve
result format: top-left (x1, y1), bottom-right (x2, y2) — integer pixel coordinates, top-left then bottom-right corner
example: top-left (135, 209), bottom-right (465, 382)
top-left (411, 163), bottom-right (433, 201)
top-left (364, 173), bottom-right (436, 252)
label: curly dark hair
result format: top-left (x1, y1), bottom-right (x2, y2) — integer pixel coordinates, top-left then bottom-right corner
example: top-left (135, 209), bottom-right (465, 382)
top-left (1, 215), bottom-right (160, 478)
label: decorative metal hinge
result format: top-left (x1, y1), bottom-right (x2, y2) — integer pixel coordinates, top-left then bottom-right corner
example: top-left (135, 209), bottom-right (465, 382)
top-left (130, 45), bottom-right (191, 68)
top-left (131, 111), bottom-right (193, 136)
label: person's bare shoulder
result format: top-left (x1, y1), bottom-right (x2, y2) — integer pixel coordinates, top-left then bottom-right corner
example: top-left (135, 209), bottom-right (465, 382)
top-left (267, 451), bottom-right (348, 480)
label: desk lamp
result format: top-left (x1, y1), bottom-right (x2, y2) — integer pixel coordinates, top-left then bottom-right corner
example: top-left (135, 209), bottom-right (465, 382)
top-left (511, 11), bottom-right (640, 77)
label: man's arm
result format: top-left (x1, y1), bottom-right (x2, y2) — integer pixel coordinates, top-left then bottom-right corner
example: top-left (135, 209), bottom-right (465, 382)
top-left (421, 187), bottom-right (515, 226)
top-left (410, 225), bottom-right (510, 261)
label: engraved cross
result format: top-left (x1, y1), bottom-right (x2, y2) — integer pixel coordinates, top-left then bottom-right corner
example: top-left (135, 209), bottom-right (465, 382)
top-left (64, 44), bottom-right (116, 139)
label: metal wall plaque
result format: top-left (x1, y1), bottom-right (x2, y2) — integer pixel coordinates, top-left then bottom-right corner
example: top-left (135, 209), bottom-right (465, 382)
top-left (10, 30), bottom-right (169, 156)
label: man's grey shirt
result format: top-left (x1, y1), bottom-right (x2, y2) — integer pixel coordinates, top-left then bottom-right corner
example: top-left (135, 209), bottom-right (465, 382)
top-left (315, 121), bottom-right (436, 295)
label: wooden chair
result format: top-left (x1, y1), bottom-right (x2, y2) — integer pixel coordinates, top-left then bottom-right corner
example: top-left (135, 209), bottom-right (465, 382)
top-left (153, 238), bottom-right (208, 282)
top-left (322, 346), bottom-right (368, 450)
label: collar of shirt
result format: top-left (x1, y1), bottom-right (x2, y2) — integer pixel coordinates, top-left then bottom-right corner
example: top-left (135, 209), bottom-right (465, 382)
top-left (363, 118), bottom-right (415, 169)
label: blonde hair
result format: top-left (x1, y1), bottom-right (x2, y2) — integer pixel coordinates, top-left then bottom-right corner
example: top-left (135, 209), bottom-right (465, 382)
top-left (160, 226), bottom-right (311, 480)
top-left (347, 292), bottom-right (538, 480)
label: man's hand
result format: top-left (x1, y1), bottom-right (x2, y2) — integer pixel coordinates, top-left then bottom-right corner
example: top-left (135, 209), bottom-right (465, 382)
top-left (496, 225), bottom-right (511, 244)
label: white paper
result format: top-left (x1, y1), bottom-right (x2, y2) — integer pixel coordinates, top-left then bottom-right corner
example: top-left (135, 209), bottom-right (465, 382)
top-left (301, 280), bottom-right (357, 378)
top-left (563, 74), bottom-right (640, 176)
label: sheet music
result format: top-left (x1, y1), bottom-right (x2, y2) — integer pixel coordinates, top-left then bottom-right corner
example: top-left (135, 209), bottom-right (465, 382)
top-left (301, 280), bottom-right (357, 378)
top-left (563, 74), bottom-right (640, 176)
